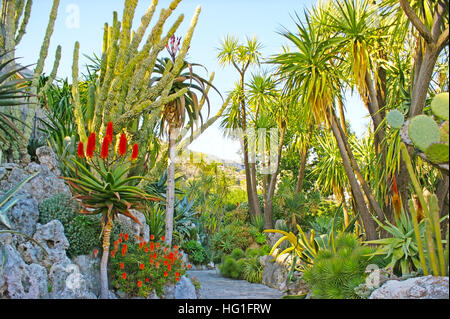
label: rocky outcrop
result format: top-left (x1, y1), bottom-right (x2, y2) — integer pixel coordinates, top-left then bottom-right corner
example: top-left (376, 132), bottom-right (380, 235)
top-left (0, 148), bottom-right (96, 299)
top-left (117, 209), bottom-right (150, 243)
top-left (369, 276), bottom-right (449, 299)
top-left (260, 255), bottom-right (289, 291)
top-left (175, 276), bottom-right (197, 299)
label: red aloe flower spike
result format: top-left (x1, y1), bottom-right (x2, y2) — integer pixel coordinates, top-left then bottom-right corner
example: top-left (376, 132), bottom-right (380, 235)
top-left (106, 121), bottom-right (114, 143)
top-left (118, 133), bottom-right (127, 156)
top-left (150, 235), bottom-right (154, 241)
top-left (77, 141), bottom-right (85, 158)
top-left (137, 280), bottom-right (142, 288)
top-left (140, 263), bottom-right (144, 270)
top-left (122, 272), bottom-right (127, 280)
top-left (86, 132), bottom-right (96, 158)
top-left (131, 143), bottom-right (138, 161)
top-left (120, 262), bottom-right (124, 269)
top-left (124, 233), bottom-right (129, 241)
top-left (100, 136), bottom-right (110, 159)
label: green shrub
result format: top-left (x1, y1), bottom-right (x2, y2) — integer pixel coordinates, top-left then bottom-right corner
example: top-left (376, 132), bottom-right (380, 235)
top-left (230, 248), bottom-right (245, 260)
top-left (181, 240), bottom-right (208, 265)
top-left (219, 256), bottom-right (241, 279)
top-left (39, 193), bottom-right (132, 257)
top-left (302, 233), bottom-right (378, 299)
top-left (211, 221), bottom-right (253, 256)
top-left (109, 235), bottom-right (186, 298)
top-left (242, 255), bottom-right (263, 283)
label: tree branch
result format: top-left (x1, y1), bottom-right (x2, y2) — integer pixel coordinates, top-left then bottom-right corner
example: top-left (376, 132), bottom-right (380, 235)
top-left (436, 27), bottom-right (449, 53)
top-left (399, 0), bottom-right (434, 44)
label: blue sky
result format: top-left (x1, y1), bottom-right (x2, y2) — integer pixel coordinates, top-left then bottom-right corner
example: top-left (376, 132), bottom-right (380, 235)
top-left (16, 0), bottom-right (370, 162)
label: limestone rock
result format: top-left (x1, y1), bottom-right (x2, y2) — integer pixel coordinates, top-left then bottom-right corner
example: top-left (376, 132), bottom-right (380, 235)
top-left (72, 254), bottom-right (101, 297)
top-left (4, 194), bottom-right (39, 236)
top-left (369, 276), bottom-right (449, 299)
top-left (48, 262), bottom-right (97, 299)
top-left (117, 209), bottom-right (149, 242)
top-left (175, 276), bottom-right (197, 299)
top-left (32, 220), bottom-right (71, 268)
top-left (0, 244), bottom-right (49, 299)
top-left (260, 255), bottom-right (288, 291)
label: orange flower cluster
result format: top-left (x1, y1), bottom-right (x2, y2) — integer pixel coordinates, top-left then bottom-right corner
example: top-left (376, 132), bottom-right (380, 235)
top-left (76, 122), bottom-right (139, 161)
top-left (112, 233), bottom-right (187, 290)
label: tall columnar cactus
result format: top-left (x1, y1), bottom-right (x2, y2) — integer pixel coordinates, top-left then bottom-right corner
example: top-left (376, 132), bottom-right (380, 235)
top-left (71, 0), bottom-right (201, 167)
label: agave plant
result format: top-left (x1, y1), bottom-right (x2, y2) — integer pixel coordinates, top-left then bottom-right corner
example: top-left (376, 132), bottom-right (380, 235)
top-left (63, 121), bottom-right (161, 299)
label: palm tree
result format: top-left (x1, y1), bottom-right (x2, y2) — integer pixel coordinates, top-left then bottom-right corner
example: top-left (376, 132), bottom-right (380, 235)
top-left (269, 12), bottom-right (379, 240)
top-left (311, 130), bottom-right (351, 226)
top-left (155, 35), bottom-right (219, 246)
top-left (217, 35), bottom-right (263, 220)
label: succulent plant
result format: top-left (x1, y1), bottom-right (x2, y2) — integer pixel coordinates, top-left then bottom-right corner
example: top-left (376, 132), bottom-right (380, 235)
top-left (430, 92), bottom-right (449, 121)
top-left (424, 143), bottom-right (449, 164)
top-left (387, 109), bottom-right (405, 129)
top-left (407, 115), bottom-right (441, 152)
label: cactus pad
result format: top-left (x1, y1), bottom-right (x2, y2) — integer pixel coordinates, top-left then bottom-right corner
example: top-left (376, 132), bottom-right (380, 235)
top-left (440, 121), bottom-right (449, 144)
top-left (425, 142), bottom-right (449, 164)
top-left (431, 93), bottom-right (449, 121)
top-left (387, 109), bottom-right (405, 129)
top-left (408, 115), bottom-right (441, 152)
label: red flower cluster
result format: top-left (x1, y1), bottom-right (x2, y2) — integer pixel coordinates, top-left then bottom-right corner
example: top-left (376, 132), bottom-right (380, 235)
top-left (114, 234), bottom-right (184, 290)
top-left (76, 122), bottom-right (139, 161)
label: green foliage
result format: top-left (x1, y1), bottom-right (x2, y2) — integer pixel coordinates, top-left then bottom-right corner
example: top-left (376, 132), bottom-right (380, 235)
top-left (38, 193), bottom-right (132, 257)
top-left (181, 240), bottom-right (208, 265)
top-left (302, 233), bottom-right (377, 299)
top-left (211, 220), bottom-right (252, 257)
top-left (0, 53), bottom-right (31, 152)
top-left (144, 204), bottom-right (166, 241)
top-left (230, 248), bottom-right (245, 260)
top-left (365, 210), bottom-right (425, 277)
top-left (110, 235), bottom-right (186, 298)
top-left (219, 255), bottom-right (243, 279)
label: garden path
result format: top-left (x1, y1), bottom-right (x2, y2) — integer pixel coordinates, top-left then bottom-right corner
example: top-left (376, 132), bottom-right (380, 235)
top-left (187, 270), bottom-right (283, 299)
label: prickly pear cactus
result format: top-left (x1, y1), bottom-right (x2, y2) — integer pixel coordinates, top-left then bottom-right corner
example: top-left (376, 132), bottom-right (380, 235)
top-left (387, 109), bottom-right (405, 129)
top-left (408, 115), bottom-right (441, 152)
top-left (431, 93), bottom-right (449, 121)
top-left (424, 143), bottom-right (449, 164)
top-left (388, 92), bottom-right (449, 167)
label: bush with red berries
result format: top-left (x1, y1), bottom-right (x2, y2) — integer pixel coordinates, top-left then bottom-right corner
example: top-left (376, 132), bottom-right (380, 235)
top-left (109, 233), bottom-right (191, 298)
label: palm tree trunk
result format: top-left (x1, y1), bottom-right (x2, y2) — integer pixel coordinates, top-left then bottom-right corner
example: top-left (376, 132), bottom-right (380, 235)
top-left (328, 110), bottom-right (377, 240)
top-left (338, 186), bottom-right (350, 227)
top-left (165, 124), bottom-right (176, 246)
top-left (250, 162), bottom-right (262, 216)
top-left (100, 217), bottom-right (114, 299)
top-left (264, 123), bottom-right (286, 230)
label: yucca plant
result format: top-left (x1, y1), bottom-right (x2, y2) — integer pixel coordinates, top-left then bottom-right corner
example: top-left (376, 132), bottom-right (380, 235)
top-left (63, 121), bottom-right (161, 299)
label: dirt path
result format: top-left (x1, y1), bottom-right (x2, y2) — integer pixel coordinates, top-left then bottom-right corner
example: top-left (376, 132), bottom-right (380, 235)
top-left (187, 270), bottom-right (283, 299)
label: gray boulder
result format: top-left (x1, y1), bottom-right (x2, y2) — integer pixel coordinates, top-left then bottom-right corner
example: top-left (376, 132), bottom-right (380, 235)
top-left (175, 276), bottom-right (197, 299)
top-left (32, 220), bottom-right (71, 268)
top-left (48, 262), bottom-right (97, 299)
top-left (260, 255), bottom-right (288, 291)
top-left (117, 209), bottom-right (149, 242)
top-left (369, 276), bottom-right (449, 299)
top-left (72, 254), bottom-right (101, 297)
top-left (0, 244), bottom-right (49, 299)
